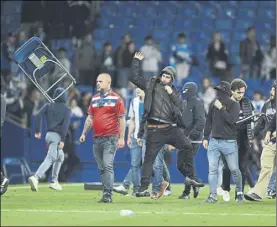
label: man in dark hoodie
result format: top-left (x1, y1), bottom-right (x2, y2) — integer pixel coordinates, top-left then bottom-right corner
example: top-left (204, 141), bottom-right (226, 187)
top-left (178, 82), bottom-right (206, 199)
top-left (203, 81), bottom-right (244, 203)
top-left (28, 87), bottom-right (71, 192)
top-left (130, 52), bottom-right (204, 198)
top-left (1, 94), bottom-right (9, 196)
top-left (221, 79), bottom-right (255, 201)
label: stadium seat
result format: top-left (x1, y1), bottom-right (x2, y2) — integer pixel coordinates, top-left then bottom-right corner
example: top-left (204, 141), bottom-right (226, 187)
top-left (257, 9), bottom-right (276, 20)
top-left (199, 7), bottom-right (217, 19)
top-left (154, 18), bottom-right (175, 29)
top-left (239, 1), bottom-right (259, 8)
top-left (237, 8), bottom-right (256, 20)
top-left (215, 19), bottom-right (233, 30)
top-left (93, 29), bottom-right (112, 40)
top-left (174, 19), bottom-right (194, 30)
top-left (178, 7), bottom-right (198, 18)
top-left (235, 20), bottom-right (254, 32)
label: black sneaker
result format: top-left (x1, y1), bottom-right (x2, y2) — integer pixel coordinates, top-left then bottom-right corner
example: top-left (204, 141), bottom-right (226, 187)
top-left (204, 194), bottom-right (218, 203)
top-left (266, 190), bottom-right (276, 199)
top-left (178, 192), bottom-right (190, 199)
top-left (135, 190), bottom-right (150, 197)
top-left (193, 186), bottom-right (199, 198)
top-left (97, 197), bottom-right (112, 203)
top-left (185, 177), bottom-right (205, 187)
top-left (236, 193), bottom-right (245, 204)
top-left (244, 193), bottom-right (262, 202)
top-left (0, 178), bottom-right (9, 196)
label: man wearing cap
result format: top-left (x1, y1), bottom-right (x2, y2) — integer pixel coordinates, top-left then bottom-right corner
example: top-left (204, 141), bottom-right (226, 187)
top-left (178, 82), bottom-right (206, 199)
top-left (129, 52), bottom-right (204, 198)
top-left (203, 81), bottom-right (244, 203)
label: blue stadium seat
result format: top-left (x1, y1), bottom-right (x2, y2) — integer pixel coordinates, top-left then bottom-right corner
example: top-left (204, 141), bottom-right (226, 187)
top-left (220, 1), bottom-right (238, 8)
top-left (257, 9), bottom-right (276, 20)
top-left (193, 18), bottom-right (214, 31)
top-left (217, 7), bottom-right (236, 19)
top-left (233, 32), bottom-right (246, 43)
top-left (153, 29), bottom-right (172, 43)
top-left (96, 17), bottom-right (117, 28)
top-left (215, 19), bottom-right (233, 30)
top-left (220, 31), bottom-right (231, 43)
top-left (93, 40), bottom-right (105, 51)
top-left (237, 8), bottom-right (255, 20)
top-left (93, 29), bottom-right (112, 40)
top-left (157, 3), bottom-right (178, 18)
top-left (154, 18), bottom-right (175, 29)
top-left (256, 22), bottom-right (276, 34)
top-left (117, 5), bottom-right (137, 17)
top-left (178, 7), bottom-right (198, 18)
top-left (239, 1), bottom-right (259, 8)
top-left (235, 20), bottom-right (253, 32)
top-left (259, 1), bottom-right (276, 9)
top-left (174, 19), bottom-right (193, 30)
top-left (137, 5), bottom-right (159, 18)
top-left (114, 17), bottom-right (135, 28)
top-left (135, 18), bottom-right (154, 29)
top-left (199, 7), bottom-right (217, 19)
top-left (100, 4), bottom-right (117, 17)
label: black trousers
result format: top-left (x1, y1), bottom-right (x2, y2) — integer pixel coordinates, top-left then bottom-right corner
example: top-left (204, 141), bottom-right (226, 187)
top-left (222, 141), bottom-right (255, 192)
top-left (184, 143), bottom-right (200, 194)
top-left (140, 126), bottom-right (194, 191)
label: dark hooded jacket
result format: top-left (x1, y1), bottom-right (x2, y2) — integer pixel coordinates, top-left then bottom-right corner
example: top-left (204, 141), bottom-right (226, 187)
top-left (35, 88), bottom-right (71, 142)
top-left (179, 82), bottom-right (205, 140)
top-left (204, 81), bottom-right (240, 140)
top-left (254, 80), bottom-right (276, 137)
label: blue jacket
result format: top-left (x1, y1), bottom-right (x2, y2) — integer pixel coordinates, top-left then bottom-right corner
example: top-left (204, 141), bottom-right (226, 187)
top-left (35, 88), bottom-right (71, 142)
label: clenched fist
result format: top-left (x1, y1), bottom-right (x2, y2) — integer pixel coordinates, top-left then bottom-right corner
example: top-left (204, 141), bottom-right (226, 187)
top-left (164, 85), bottom-right (173, 94)
top-left (134, 52), bottom-right (144, 60)
top-left (214, 99), bottom-right (223, 110)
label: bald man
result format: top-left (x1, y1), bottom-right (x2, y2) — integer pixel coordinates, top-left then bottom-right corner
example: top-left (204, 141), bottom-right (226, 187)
top-left (79, 73), bottom-right (126, 203)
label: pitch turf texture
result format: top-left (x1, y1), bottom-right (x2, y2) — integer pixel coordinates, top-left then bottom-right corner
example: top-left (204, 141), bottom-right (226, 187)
top-left (1, 183), bottom-right (276, 226)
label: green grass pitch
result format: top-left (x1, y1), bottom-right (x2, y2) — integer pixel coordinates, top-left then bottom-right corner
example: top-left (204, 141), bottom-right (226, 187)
top-left (1, 183), bottom-right (276, 226)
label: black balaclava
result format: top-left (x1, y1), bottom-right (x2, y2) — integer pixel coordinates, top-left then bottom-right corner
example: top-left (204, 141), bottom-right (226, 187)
top-left (182, 82), bottom-right (198, 100)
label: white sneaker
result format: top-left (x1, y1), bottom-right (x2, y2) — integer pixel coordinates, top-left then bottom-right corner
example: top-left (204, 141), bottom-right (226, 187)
top-left (222, 190), bottom-right (230, 202)
top-left (163, 190), bottom-right (172, 196)
top-left (113, 185), bottom-right (128, 195)
top-left (217, 187), bottom-right (224, 196)
top-left (28, 176), bottom-right (39, 192)
top-left (49, 182), bottom-right (62, 191)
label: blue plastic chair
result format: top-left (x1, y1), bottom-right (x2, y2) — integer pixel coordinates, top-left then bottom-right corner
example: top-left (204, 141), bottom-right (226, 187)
top-left (12, 37), bottom-right (76, 103)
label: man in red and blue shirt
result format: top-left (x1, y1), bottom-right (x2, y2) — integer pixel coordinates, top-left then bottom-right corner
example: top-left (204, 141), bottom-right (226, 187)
top-left (79, 73), bottom-right (126, 203)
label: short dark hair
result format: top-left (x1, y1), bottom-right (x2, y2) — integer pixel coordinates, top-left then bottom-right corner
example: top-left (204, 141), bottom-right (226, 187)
top-left (231, 78), bottom-right (247, 91)
top-left (246, 26), bottom-right (255, 33)
top-left (144, 35), bottom-right (152, 41)
top-left (58, 47), bottom-right (66, 52)
top-left (104, 41), bottom-right (111, 47)
top-left (178, 32), bottom-right (186, 38)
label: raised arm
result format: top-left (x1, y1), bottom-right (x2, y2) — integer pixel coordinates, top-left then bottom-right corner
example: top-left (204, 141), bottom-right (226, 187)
top-left (130, 52), bottom-right (147, 90)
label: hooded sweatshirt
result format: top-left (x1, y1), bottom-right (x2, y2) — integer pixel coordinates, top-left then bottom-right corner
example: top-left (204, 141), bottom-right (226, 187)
top-left (204, 82), bottom-right (240, 140)
top-left (35, 88), bottom-right (71, 142)
top-left (179, 82), bottom-right (205, 140)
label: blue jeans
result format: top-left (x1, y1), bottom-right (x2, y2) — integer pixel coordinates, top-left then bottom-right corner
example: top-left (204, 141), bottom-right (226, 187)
top-left (123, 138), bottom-right (145, 193)
top-left (207, 138), bottom-right (242, 196)
top-left (152, 145), bottom-right (170, 193)
top-left (93, 136), bottom-right (118, 197)
top-left (268, 167), bottom-right (276, 192)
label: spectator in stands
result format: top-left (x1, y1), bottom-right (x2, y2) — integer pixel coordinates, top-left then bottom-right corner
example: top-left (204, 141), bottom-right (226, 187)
top-left (198, 77), bottom-right (216, 114)
top-left (78, 91), bottom-right (92, 115)
top-left (1, 33), bottom-right (17, 83)
top-left (239, 27), bottom-right (264, 78)
top-left (169, 33), bottom-right (193, 85)
top-left (252, 91), bottom-right (266, 112)
top-left (17, 30), bottom-right (27, 47)
top-left (69, 98), bottom-right (84, 118)
top-left (118, 41), bottom-right (137, 98)
top-left (261, 36), bottom-right (276, 80)
top-left (3, 77), bottom-right (24, 123)
top-left (99, 42), bottom-right (116, 87)
top-left (140, 35), bottom-right (162, 79)
top-left (206, 32), bottom-right (230, 82)
top-left (22, 86), bottom-right (44, 128)
top-left (75, 33), bottom-right (97, 87)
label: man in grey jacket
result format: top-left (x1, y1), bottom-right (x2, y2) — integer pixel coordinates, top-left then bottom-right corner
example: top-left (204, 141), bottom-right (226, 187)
top-left (1, 94), bottom-right (9, 196)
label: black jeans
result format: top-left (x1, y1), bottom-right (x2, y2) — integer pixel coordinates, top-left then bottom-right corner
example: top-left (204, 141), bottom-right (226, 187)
top-left (184, 143), bottom-right (200, 194)
top-left (140, 126), bottom-right (194, 191)
top-left (222, 141), bottom-right (255, 192)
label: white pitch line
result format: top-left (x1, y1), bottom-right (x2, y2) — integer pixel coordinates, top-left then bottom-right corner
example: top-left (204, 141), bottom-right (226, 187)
top-left (1, 209), bottom-right (275, 217)
top-left (8, 183), bottom-right (84, 189)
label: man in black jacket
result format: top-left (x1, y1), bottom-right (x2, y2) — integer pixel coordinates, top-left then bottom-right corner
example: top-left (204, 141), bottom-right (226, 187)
top-left (1, 94), bottom-right (9, 196)
top-left (130, 52), bottom-right (204, 197)
top-left (203, 81), bottom-right (244, 203)
top-left (221, 79), bottom-right (255, 201)
top-left (178, 82), bottom-right (206, 199)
